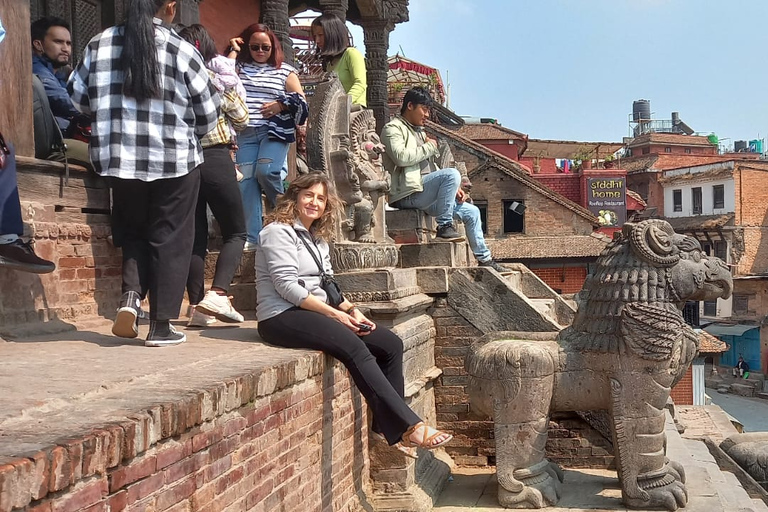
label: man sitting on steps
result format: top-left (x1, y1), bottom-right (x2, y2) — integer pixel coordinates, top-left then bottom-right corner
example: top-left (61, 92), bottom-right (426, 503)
top-left (381, 86), bottom-right (510, 274)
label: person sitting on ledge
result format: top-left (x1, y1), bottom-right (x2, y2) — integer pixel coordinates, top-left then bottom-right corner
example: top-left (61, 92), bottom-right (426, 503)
top-left (254, 172), bottom-right (453, 457)
top-left (0, 131), bottom-right (55, 274)
top-left (381, 86), bottom-right (511, 274)
top-left (733, 356), bottom-right (750, 379)
top-left (31, 16), bottom-right (91, 167)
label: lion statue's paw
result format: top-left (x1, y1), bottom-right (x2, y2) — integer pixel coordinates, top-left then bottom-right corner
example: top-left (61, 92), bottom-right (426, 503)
top-left (497, 460), bottom-right (563, 509)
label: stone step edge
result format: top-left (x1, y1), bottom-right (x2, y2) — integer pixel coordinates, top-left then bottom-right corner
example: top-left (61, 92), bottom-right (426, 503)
top-left (0, 348), bottom-right (328, 510)
top-left (703, 436), bottom-right (768, 505)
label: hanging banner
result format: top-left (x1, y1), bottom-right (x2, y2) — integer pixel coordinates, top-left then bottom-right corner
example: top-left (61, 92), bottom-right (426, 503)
top-left (586, 177), bottom-right (626, 227)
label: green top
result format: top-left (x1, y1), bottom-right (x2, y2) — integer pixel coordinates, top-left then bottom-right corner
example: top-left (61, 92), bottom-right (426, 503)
top-left (329, 47), bottom-right (367, 106)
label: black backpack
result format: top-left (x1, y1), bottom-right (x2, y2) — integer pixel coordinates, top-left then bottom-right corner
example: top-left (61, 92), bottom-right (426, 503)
top-left (32, 74), bottom-right (65, 160)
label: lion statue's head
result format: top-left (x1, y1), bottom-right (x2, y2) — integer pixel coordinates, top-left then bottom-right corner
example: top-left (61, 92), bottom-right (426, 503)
top-left (558, 219), bottom-right (733, 356)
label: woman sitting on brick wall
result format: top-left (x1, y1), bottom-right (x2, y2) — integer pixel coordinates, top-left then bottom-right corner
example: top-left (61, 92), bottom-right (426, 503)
top-left (254, 172), bottom-right (452, 456)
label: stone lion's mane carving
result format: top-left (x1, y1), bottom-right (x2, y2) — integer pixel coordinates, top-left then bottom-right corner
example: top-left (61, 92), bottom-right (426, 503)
top-left (466, 220), bottom-right (733, 511)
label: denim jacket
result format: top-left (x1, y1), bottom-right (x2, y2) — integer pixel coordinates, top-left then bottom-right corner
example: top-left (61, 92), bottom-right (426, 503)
top-left (380, 115), bottom-right (439, 204)
top-left (32, 54), bottom-right (81, 132)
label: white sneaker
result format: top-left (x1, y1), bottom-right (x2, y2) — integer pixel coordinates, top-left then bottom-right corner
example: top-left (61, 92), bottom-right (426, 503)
top-left (196, 291), bottom-right (244, 323)
top-left (187, 305), bottom-right (217, 328)
top-left (244, 241), bottom-right (258, 251)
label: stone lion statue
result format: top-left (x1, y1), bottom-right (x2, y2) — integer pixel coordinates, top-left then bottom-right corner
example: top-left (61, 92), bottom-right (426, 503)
top-left (466, 220), bottom-right (733, 510)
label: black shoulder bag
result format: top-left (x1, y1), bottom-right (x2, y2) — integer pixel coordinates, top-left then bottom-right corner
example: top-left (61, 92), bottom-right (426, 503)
top-left (295, 230), bottom-right (345, 308)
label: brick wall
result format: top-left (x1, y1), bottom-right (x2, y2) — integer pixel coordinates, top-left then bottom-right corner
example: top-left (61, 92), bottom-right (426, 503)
top-left (519, 157), bottom-right (558, 174)
top-left (531, 174), bottom-right (581, 204)
top-left (1, 356), bottom-right (372, 512)
top-left (431, 298), bottom-right (613, 468)
top-left (0, 163), bottom-right (122, 333)
top-left (470, 168), bottom-right (595, 239)
top-left (529, 266), bottom-right (587, 294)
top-left (733, 165), bottom-right (768, 275)
top-left (670, 366), bottom-right (693, 405)
top-left (199, 0), bottom-right (261, 53)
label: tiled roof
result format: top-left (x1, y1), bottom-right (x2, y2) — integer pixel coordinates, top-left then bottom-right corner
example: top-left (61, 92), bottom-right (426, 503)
top-left (426, 121), bottom-right (599, 226)
top-left (626, 189), bottom-right (647, 208)
top-left (659, 166), bottom-right (734, 185)
top-left (488, 233), bottom-right (611, 260)
top-left (621, 154), bottom-right (735, 173)
top-left (457, 123), bottom-right (527, 141)
top-left (696, 330), bottom-right (728, 353)
top-left (666, 214), bottom-right (734, 232)
top-left (628, 133), bottom-right (716, 147)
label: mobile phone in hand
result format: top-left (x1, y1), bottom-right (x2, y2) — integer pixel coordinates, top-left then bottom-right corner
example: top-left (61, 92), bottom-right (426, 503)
top-left (358, 324), bottom-right (372, 332)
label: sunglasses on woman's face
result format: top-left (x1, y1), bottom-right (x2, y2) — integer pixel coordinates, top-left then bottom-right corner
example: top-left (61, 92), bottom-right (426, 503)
top-left (249, 44), bottom-right (272, 52)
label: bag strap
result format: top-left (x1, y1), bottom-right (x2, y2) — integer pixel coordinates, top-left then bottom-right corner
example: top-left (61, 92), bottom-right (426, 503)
top-left (294, 228), bottom-right (325, 275)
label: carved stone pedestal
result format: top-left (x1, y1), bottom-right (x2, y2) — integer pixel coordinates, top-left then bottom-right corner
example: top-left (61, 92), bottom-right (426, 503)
top-left (335, 267), bottom-right (452, 511)
top-left (330, 242), bottom-right (399, 273)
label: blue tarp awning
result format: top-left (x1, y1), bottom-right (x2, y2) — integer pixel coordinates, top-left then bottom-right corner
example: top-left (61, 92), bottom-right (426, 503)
top-left (702, 323), bottom-right (758, 337)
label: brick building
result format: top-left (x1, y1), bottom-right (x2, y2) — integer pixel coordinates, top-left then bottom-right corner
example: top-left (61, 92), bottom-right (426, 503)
top-left (427, 121), bottom-right (610, 294)
top-left (658, 159), bottom-right (768, 375)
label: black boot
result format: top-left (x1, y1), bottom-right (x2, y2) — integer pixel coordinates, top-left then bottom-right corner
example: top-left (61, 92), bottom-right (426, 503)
top-left (0, 239), bottom-right (55, 274)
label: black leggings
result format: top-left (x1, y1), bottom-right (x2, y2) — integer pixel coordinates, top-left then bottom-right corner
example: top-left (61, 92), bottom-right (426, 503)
top-left (258, 308), bottom-right (421, 445)
top-left (186, 145), bottom-right (247, 304)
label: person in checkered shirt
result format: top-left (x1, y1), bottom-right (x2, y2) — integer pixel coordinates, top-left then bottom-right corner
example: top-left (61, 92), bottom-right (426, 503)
top-left (68, 0), bottom-right (220, 347)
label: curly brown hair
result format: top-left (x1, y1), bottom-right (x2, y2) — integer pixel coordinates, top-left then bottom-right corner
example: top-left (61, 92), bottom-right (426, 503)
top-left (264, 172), bottom-right (345, 240)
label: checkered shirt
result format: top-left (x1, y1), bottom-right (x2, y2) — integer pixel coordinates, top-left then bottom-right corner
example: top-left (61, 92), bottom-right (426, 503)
top-left (68, 19), bottom-right (220, 181)
top-left (199, 87), bottom-right (249, 148)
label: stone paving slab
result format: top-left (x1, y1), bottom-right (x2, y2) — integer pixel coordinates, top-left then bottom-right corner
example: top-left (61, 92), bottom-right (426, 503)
top-left (0, 320), bottom-right (320, 460)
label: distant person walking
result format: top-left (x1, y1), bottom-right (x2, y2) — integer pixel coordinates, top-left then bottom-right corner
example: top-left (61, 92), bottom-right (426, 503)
top-left (227, 23), bottom-right (307, 248)
top-left (311, 12), bottom-right (367, 106)
top-left (68, 0), bottom-right (220, 346)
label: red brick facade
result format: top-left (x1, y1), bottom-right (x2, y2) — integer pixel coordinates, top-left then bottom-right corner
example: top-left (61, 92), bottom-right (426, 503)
top-left (670, 367), bottom-right (693, 405)
top-left (529, 266), bottom-right (588, 294)
top-left (0, 357), bottom-right (370, 512)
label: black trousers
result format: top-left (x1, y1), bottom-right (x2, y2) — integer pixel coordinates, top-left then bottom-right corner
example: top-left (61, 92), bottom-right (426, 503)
top-left (110, 168), bottom-right (200, 321)
top-left (0, 143), bottom-right (23, 236)
top-left (258, 308), bottom-right (421, 445)
top-left (186, 145), bottom-right (246, 304)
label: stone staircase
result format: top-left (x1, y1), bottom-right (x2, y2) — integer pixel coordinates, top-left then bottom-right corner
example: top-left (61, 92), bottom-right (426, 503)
top-left (666, 411), bottom-right (768, 511)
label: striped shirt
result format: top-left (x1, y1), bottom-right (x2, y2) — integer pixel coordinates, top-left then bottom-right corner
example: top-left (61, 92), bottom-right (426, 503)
top-left (238, 62), bottom-right (295, 128)
top-left (67, 18), bottom-right (220, 181)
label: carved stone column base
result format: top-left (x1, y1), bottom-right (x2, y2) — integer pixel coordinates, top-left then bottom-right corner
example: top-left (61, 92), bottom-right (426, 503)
top-left (368, 448), bottom-right (453, 512)
top-left (330, 242), bottom-right (399, 272)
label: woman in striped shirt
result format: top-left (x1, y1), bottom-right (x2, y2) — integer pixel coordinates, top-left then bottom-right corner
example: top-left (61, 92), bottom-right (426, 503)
top-left (227, 24), bottom-right (306, 247)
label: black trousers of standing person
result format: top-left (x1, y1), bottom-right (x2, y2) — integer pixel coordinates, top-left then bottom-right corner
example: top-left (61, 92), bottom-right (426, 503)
top-left (110, 168), bottom-right (200, 321)
top-left (258, 308), bottom-right (422, 445)
top-left (186, 145), bottom-right (247, 304)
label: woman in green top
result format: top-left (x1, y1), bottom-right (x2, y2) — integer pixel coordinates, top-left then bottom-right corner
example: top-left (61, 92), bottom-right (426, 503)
top-left (311, 13), bottom-right (367, 106)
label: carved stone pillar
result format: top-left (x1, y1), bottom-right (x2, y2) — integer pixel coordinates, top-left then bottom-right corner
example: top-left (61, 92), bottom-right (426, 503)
top-left (260, 0), bottom-right (293, 65)
top-left (319, 0), bottom-right (348, 21)
top-left (362, 20), bottom-right (393, 133)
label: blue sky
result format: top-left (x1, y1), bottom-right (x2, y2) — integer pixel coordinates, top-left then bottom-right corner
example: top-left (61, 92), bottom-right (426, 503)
top-left (348, 0), bottom-right (768, 146)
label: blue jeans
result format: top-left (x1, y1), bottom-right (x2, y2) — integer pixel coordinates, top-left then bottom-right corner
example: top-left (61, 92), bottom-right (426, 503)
top-left (0, 142), bottom-right (23, 237)
top-left (236, 126), bottom-right (289, 243)
top-left (392, 168), bottom-right (460, 227)
top-left (453, 201), bottom-right (492, 263)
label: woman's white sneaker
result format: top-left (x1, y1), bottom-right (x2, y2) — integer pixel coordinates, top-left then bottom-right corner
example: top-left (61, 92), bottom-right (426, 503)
top-left (187, 305), bottom-right (217, 328)
top-left (195, 291), bottom-right (244, 323)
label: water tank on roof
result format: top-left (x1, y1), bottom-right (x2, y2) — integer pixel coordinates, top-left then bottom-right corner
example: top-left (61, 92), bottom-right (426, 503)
top-left (750, 139), bottom-right (763, 153)
top-left (735, 140), bottom-right (748, 152)
top-left (633, 99), bottom-right (651, 122)
top-left (707, 133), bottom-right (719, 146)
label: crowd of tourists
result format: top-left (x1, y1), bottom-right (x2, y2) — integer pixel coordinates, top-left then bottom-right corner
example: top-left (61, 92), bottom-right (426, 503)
top-left (0, 0), bottom-right (537, 455)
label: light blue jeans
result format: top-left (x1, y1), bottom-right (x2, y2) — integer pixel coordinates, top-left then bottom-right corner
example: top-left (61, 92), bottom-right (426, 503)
top-left (236, 125), bottom-right (289, 243)
top-left (453, 201), bottom-right (492, 263)
top-left (393, 168), bottom-right (492, 263)
top-left (393, 168), bottom-right (461, 227)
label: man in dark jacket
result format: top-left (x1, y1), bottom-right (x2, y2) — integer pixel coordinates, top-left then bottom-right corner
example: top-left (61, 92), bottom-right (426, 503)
top-left (31, 16), bottom-right (90, 166)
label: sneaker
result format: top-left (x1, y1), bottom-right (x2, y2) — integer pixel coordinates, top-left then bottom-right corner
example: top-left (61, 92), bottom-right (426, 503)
top-left (479, 259), bottom-right (513, 275)
top-left (0, 239), bottom-right (55, 274)
top-left (187, 306), bottom-right (217, 328)
top-left (435, 224), bottom-right (465, 242)
top-left (145, 323), bottom-right (186, 347)
top-left (195, 290), bottom-right (244, 323)
top-left (244, 241), bottom-right (258, 251)
top-left (112, 290), bottom-right (141, 338)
